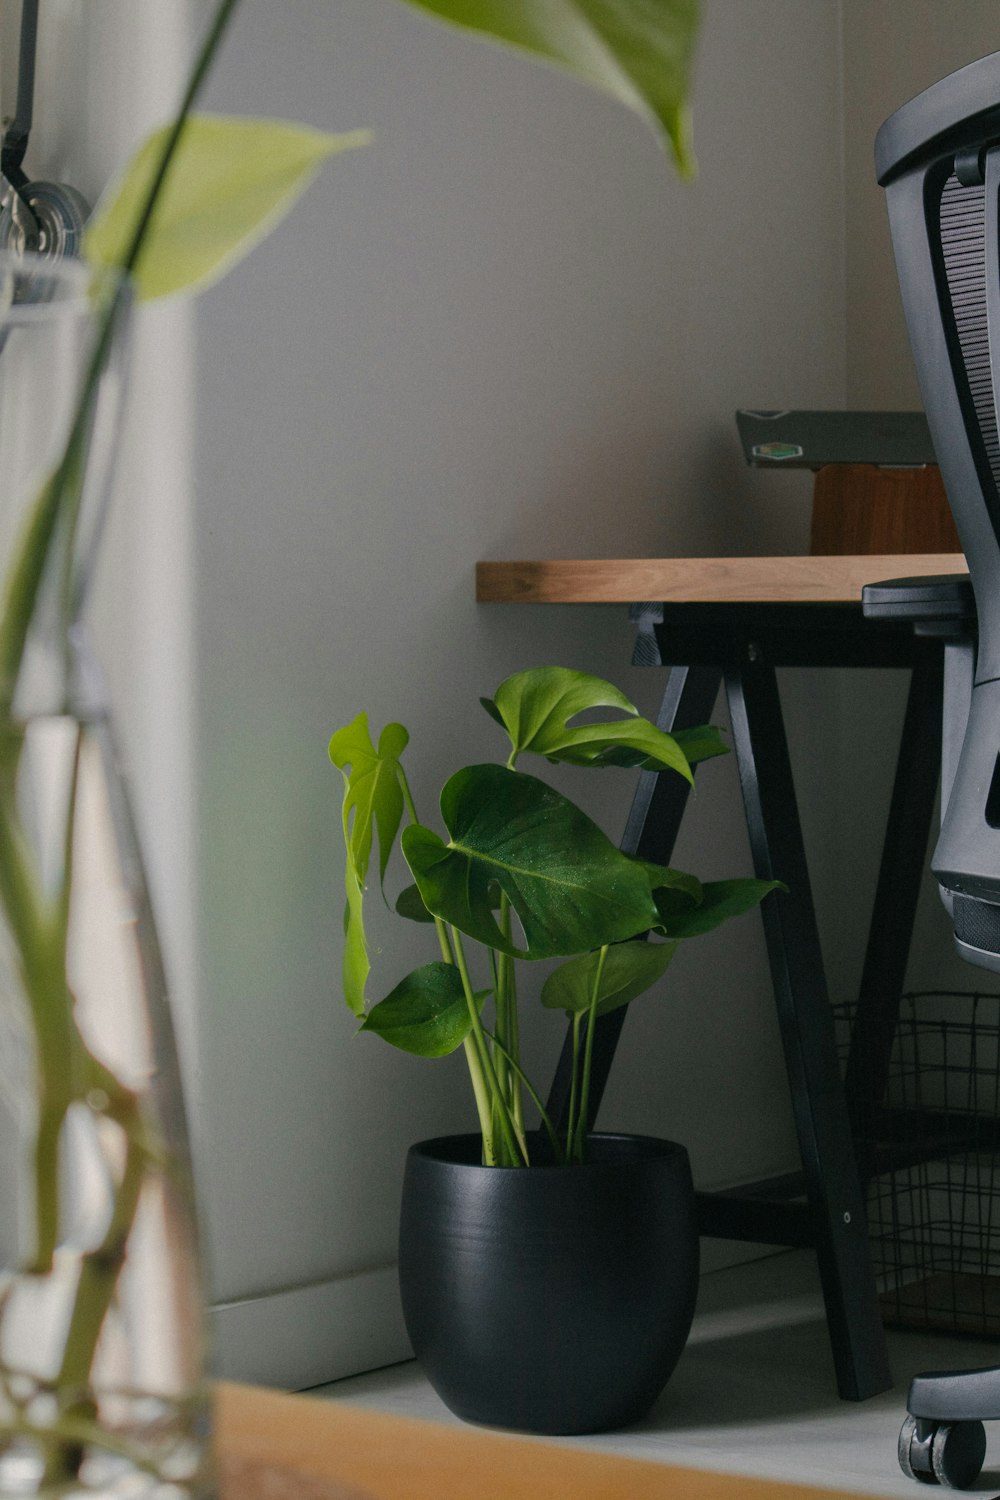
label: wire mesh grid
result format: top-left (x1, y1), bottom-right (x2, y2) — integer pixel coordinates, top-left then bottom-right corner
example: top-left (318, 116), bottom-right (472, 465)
top-left (837, 990), bottom-right (1000, 1337)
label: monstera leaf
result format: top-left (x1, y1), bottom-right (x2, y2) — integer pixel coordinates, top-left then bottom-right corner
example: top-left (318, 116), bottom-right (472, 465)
top-left (402, 763), bottom-right (659, 959)
top-left (541, 938), bottom-right (678, 1017)
top-left (482, 667), bottom-right (697, 779)
top-left (634, 858), bottom-right (701, 908)
top-left (653, 877), bottom-right (784, 938)
top-left (397, 0), bottom-right (700, 175)
top-left (329, 714), bottom-right (409, 1016)
top-left (361, 962), bottom-right (482, 1056)
top-left (85, 115), bottom-right (371, 301)
top-left (671, 724), bottom-right (729, 766)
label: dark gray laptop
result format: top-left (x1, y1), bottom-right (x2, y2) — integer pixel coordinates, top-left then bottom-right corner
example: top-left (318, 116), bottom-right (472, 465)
top-left (736, 409), bottom-right (936, 469)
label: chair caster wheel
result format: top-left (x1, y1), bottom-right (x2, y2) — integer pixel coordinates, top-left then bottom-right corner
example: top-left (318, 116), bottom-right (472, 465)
top-left (898, 1414), bottom-right (987, 1489)
top-left (0, 181), bottom-right (90, 259)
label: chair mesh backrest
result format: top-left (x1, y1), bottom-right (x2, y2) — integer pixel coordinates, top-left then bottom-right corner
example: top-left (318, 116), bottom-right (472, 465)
top-left (877, 54), bottom-right (1000, 675)
top-left (938, 174), bottom-right (1000, 498)
top-left (878, 57), bottom-right (1000, 931)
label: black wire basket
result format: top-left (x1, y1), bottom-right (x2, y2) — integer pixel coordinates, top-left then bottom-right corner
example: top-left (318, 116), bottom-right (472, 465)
top-left (838, 991), bottom-right (1000, 1338)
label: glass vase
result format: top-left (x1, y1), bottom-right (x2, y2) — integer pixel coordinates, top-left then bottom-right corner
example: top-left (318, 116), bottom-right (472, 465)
top-left (0, 252), bottom-right (211, 1497)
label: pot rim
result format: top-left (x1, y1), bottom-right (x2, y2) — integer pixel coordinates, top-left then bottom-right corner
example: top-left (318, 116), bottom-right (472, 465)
top-left (407, 1130), bottom-right (690, 1173)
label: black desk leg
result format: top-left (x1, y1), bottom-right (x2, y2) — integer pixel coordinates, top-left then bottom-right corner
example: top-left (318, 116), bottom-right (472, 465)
top-left (843, 648), bottom-right (944, 1179)
top-left (546, 663), bottom-right (723, 1133)
top-left (725, 657), bottom-right (893, 1401)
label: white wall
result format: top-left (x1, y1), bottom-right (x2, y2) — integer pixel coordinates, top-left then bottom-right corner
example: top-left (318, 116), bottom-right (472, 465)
top-left (16, 0), bottom-right (999, 1389)
top-left (187, 0), bottom-right (844, 1380)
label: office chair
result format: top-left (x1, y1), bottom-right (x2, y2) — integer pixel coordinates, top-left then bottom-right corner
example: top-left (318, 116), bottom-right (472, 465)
top-left (870, 49), bottom-right (1000, 1488)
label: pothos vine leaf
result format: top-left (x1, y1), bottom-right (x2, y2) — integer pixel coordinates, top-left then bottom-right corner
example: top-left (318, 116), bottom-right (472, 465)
top-left (396, 0), bottom-right (700, 175)
top-left (84, 115), bottom-right (371, 301)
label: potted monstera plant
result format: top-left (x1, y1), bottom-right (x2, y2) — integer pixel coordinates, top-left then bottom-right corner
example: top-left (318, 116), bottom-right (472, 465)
top-left (330, 667), bottom-right (781, 1434)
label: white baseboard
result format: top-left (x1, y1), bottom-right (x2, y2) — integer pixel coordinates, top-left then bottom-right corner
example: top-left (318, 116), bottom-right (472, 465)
top-left (210, 1244), bottom-right (790, 1390)
top-left (210, 1264), bottom-right (412, 1391)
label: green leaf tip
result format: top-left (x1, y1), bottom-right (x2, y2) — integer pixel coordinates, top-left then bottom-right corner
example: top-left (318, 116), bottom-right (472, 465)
top-left (84, 114), bottom-right (372, 301)
top-left (396, 0), bottom-right (700, 177)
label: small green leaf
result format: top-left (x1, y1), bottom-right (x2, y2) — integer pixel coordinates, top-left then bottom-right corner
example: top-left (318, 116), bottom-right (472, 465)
top-left (654, 878), bottom-right (785, 938)
top-left (541, 939), bottom-right (678, 1017)
top-left (330, 714), bottom-right (409, 888)
top-left (84, 114), bottom-right (371, 301)
top-left (361, 962), bottom-right (479, 1057)
top-left (329, 714), bottom-right (410, 1016)
top-left (397, 0), bottom-right (700, 176)
top-left (395, 882), bottom-right (434, 923)
top-left (402, 764), bottom-right (659, 959)
top-left (671, 724), bottom-right (729, 766)
top-left (636, 859), bottom-right (702, 908)
top-left (485, 667), bottom-right (692, 781)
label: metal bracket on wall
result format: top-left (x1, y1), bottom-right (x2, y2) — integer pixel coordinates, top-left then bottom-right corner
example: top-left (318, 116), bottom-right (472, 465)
top-left (0, 0), bottom-right (89, 259)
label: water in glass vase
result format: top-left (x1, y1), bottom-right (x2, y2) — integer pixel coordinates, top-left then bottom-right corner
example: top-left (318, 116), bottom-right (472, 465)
top-left (0, 253), bottom-right (211, 1496)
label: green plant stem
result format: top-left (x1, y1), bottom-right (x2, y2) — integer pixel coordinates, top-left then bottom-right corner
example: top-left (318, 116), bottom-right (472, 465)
top-left (0, 740), bottom-right (77, 1270)
top-left (482, 1028), bottom-right (564, 1164)
top-left (493, 947), bottom-right (511, 1113)
top-left (461, 1035), bottom-right (495, 1164)
top-left (497, 892), bottom-right (524, 1137)
top-left (572, 945), bottom-right (608, 1164)
top-left (564, 1011), bottom-right (582, 1159)
top-left (119, 0), bottom-right (243, 278)
top-left (40, 1092), bottom-right (148, 1490)
top-left (54, 1100), bottom-right (145, 1393)
top-left (451, 927), bottom-right (526, 1166)
top-left (397, 766), bottom-right (496, 1157)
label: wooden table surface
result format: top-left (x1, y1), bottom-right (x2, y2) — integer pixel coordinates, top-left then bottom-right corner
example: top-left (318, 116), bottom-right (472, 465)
top-left (475, 553), bottom-right (966, 605)
top-left (215, 1382), bottom-right (877, 1500)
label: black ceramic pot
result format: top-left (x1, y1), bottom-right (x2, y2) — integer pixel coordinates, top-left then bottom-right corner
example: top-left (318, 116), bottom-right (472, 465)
top-left (398, 1132), bottom-right (699, 1435)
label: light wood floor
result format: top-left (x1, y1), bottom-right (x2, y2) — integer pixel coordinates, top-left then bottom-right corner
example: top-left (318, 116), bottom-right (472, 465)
top-left (313, 1250), bottom-right (1000, 1498)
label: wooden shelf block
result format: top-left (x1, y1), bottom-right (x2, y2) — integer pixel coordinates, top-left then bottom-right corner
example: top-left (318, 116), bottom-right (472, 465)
top-left (809, 464), bottom-right (960, 556)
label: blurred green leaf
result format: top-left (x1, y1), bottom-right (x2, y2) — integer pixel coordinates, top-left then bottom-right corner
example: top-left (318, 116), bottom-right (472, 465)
top-left (397, 0), bottom-right (700, 175)
top-left (329, 714), bottom-right (409, 1016)
top-left (361, 962), bottom-right (481, 1056)
top-left (402, 764), bottom-right (659, 959)
top-left (483, 667), bottom-right (692, 780)
top-left (84, 114), bottom-right (371, 300)
top-left (541, 938), bottom-right (678, 1017)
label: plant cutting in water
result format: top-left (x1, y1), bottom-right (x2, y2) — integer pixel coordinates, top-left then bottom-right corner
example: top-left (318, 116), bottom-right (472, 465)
top-left (0, 0), bottom-right (702, 1489)
top-left (331, 666), bottom-right (782, 1167)
top-left (0, 0), bottom-right (367, 1489)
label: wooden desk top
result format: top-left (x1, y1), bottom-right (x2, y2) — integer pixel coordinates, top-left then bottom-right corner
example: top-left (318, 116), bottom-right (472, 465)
top-left (215, 1382), bottom-right (876, 1500)
top-left (476, 554), bottom-right (966, 605)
